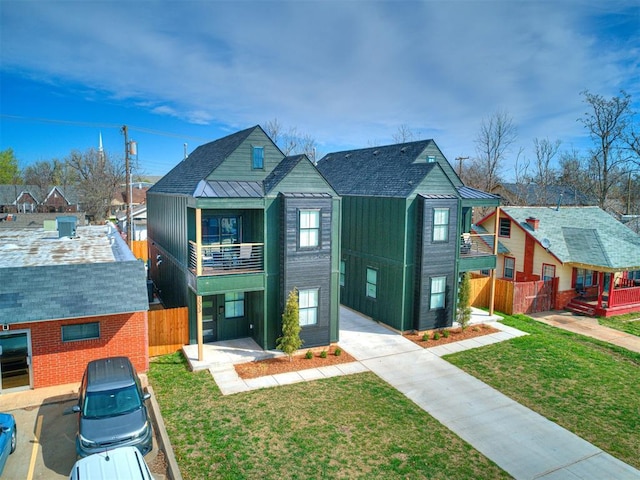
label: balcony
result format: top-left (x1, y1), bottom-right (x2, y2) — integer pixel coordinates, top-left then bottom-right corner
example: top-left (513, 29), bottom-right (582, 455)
top-left (189, 241), bottom-right (264, 276)
top-left (459, 233), bottom-right (497, 272)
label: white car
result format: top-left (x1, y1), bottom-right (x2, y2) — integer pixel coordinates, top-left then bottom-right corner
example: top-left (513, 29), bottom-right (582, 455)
top-left (68, 446), bottom-right (153, 480)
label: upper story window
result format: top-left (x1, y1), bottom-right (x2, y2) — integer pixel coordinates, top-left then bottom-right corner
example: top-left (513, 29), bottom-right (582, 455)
top-left (499, 218), bottom-right (511, 237)
top-left (202, 216), bottom-right (240, 244)
top-left (366, 267), bottom-right (377, 299)
top-left (252, 146), bottom-right (264, 170)
top-left (299, 210), bottom-right (320, 248)
top-left (427, 155), bottom-right (436, 163)
top-left (432, 208), bottom-right (449, 242)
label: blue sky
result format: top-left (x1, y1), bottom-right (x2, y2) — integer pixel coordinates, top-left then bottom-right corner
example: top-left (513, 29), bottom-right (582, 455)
top-left (1, 0), bottom-right (639, 180)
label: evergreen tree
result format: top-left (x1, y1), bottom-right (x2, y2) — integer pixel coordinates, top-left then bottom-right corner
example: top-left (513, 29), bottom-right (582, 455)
top-left (277, 289), bottom-right (303, 361)
top-left (457, 272), bottom-right (472, 330)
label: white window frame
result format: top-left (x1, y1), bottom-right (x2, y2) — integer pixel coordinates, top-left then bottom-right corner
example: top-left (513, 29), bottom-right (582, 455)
top-left (299, 210), bottom-right (320, 248)
top-left (366, 267), bottom-right (377, 299)
top-left (432, 208), bottom-right (449, 242)
top-left (299, 289), bottom-right (319, 326)
top-left (504, 257), bottom-right (515, 280)
top-left (430, 276), bottom-right (447, 310)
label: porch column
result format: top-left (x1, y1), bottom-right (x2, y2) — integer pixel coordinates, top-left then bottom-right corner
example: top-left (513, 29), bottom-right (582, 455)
top-left (607, 272), bottom-right (614, 308)
top-left (197, 294), bottom-right (203, 361)
top-left (597, 271), bottom-right (604, 309)
top-left (195, 208), bottom-right (202, 276)
top-left (489, 206), bottom-right (500, 315)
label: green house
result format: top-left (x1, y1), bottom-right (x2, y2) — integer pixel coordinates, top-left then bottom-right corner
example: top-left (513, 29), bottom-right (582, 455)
top-left (147, 126), bottom-right (341, 352)
top-left (316, 140), bottom-right (499, 332)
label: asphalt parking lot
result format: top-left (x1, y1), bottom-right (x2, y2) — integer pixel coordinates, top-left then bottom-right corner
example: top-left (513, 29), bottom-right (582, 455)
top-left (1, 392), bottom-right (167, 479)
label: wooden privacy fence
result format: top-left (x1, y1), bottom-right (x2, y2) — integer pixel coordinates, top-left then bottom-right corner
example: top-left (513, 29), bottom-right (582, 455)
top-left (148, 307), bottom-right (189, 357)
top-left (469, 275), bottom-right (557, 315)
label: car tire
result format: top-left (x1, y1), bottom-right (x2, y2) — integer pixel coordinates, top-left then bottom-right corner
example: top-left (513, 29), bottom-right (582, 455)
top-left (10, 426), bottom-right (16, 454)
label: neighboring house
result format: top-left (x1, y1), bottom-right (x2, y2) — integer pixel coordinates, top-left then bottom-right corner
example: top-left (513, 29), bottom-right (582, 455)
top-left (477, 206), bottom-right (640, 317)
top-left (491, 183), bottom-right (593, 207)
top-left (111, 183), bottom-right (149, 215)
top-left (316, 140), bottom-right (500, 332)
top-left (0, 219), bottom-right (149, 392)
top-left (146, 126), bottom-right (341, 353)
top-left (0, 185), bottom-right (79, 214)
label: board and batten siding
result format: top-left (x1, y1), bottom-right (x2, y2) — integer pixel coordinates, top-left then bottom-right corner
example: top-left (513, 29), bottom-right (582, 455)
top-left (280, 195), bottom-right (334, 347)
top-left (414, 196), bottom-right (459, 330)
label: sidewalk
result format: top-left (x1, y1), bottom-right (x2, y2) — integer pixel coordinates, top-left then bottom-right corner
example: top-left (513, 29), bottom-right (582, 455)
top-left (338, 307), bottom-right (640, 480)
top-left (529, 310), bottom-right (640, 353)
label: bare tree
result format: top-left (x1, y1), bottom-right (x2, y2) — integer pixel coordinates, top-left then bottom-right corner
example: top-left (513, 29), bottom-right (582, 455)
top-left (533, 137), bottom-right (561, 188)
top-left (579, 90), bottom-right (634, 208)
top-left (67, 148), bottom-right (125, 222)
top-left (264, 118), bottom-right (319, 162)
top-left (473, 111), bottom-right (517, 191)
top-left (392, 124), bottom-right (417, 144)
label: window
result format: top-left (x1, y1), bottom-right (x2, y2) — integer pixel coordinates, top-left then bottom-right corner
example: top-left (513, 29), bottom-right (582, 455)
top-left (252, 146), bottom-right (264, 169)
top-left (542, 264), bottom-right (556, 281)
top-left (299, 289), bottom-right (318, 326)
top-left (202, 216), bottom-right (240, 244)
top-left (340, 260), bottom-right (345, 287)
top-left (499, 218), bottom-right (511, 237)
top-left (504, 257), bottom-right (515, 279)
top-left (62, 322), bottom-right (100, 342)
top-left (366, 268), bottom-right (377, 299)
top-left (574, 268), bottom-right (596, 289)
top-left (430, 276), bottom-right (447, 309)
top-left (427, 155), bottom-right (436, 163)
top-left (225, 292), bottom-right (245, 318)
top-left (432, 208), bottom-right (449, 242)
top-left (299, 210), bottom-right (320, 248)
top-left (480, 269), bottom-right (491, 276)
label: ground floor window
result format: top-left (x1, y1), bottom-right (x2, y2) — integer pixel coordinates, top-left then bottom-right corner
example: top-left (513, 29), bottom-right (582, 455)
top-left (299, 289), bottom-right (319, 326)
top-left (366, 268), bottom-right (377, 299)
top-left (574, 268), bottom-right (597, 289)
top-left (225, 292), bottom-right (245, 318)
top-left (504, 257), bottom-right (515, 280)
top-left (62, 322), bottom-right (100, 342)
top-left (542, 264), bottom-right (556, 281)
top-left (340, 260), bottom-right (345, 287)
top-left (430, 276), bottom-right (447, 310)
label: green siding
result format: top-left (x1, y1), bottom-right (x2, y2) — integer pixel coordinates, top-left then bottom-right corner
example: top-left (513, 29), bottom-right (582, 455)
top-left (413, 165), bottom-right (460, 197)
top-left (269, 160), bottom-right (337, 196)
top-left (208, 129), bottom-right (284, 181)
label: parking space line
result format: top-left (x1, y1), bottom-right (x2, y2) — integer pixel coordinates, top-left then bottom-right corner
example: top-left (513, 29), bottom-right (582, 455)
top-left (27, 414), bottom-right (42, 480)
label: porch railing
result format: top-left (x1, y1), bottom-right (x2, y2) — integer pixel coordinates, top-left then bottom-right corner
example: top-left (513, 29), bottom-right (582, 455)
top-left (609, 285), bottom-right (640, 307)
top-left (460, 233), bottom-right (495, 256)
top-left (189, 241), bottom-right (264, 275)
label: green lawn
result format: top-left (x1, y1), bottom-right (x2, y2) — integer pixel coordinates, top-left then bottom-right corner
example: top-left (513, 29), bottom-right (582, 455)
top-left (597, 313), bottom-right (640, 337)
top-left (149, 353), bottom-right (510, 480)
top-left (445, 314), bottom-right (640, 469)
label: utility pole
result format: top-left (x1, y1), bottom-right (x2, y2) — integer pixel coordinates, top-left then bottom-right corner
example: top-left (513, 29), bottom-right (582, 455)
top-left (122, 125), bottom-right (132, 249)
top-left (455, 156), bottom-right (469, 177)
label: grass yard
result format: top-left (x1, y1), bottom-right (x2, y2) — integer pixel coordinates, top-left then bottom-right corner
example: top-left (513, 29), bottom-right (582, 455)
top-left (597, 313), bottom-right (640, 337)
top-left (149, 353), bottom-right (510, 480)
top-left (445, 314), bottom-right (640, 469)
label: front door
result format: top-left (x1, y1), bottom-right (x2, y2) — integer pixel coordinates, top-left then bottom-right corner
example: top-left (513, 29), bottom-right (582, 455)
top-left (0, 331), bottom-right (32, 392)
top-left (218, 292), bottom-right (250, 340)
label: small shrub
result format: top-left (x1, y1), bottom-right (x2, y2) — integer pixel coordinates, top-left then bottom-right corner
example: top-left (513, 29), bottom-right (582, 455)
top-left (320, 350), bottom-right (328, 358)
top-left (443, 330), bottom-right (450, 338)
top-left (334, 347), bottom-right (342, 356)
top-left (305, 350), bottom-right (313, 359)
top-left (422, 332), bottom-right (429, 342)
top-left (472, 326), bottom-right (479, 332)
top-left (433, 332), bottom-right (441, 340)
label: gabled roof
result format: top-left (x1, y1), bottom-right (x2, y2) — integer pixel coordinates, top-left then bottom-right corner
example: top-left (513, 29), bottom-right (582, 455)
top-left (317, 140), bottom-right (441, 197)
top-left (263, 154), bottom-right (306, 194)
top-left (493, 183), bottom-right (594, 206)
top-left (149, 126), bottom-right (259, 195)
top-left (0, 185), bottom-right (80, 205)
top-left (472, 223), bottom-right (510, 254)
top-left (496, 207), bottom-right (640, 270)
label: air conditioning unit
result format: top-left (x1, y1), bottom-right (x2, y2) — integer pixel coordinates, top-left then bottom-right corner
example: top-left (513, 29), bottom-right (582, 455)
top-left (57, 216), bottom-right (77, 238)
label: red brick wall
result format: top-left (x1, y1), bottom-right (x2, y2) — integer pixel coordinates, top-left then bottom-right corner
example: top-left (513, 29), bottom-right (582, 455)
top-left (11, 311), bottom-right (148, 389)
top-left (556, 289), bottom-right (575, 310)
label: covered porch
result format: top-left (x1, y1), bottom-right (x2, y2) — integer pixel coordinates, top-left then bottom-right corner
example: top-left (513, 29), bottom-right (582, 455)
top-left (567, 273), bottom-right (640, 317)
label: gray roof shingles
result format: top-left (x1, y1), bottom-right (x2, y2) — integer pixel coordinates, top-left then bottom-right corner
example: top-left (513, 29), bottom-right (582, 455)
top-left (316, 140), bottom-right (439, 197)
top-left (0, 261), bottom-right (148, 325)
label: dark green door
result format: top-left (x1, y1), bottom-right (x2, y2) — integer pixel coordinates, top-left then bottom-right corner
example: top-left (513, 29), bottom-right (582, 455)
top-left (218, 292), bottom-right (250, 340)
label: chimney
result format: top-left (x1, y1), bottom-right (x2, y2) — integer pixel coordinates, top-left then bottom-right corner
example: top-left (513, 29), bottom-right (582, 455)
top-left (526, 217), bottom-right (540, 230)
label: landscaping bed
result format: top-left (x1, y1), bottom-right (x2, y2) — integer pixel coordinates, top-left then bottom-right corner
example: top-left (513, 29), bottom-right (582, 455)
top-left (404, 323), bottom-right (499, 347)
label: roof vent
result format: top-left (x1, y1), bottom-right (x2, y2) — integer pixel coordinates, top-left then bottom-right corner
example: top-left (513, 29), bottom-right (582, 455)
top-left (373, 150), bottom-right (379, 156)
top-left (345, 153), bottom-right (351, 159)
top-left (400, 147), bottom-right (407, 153)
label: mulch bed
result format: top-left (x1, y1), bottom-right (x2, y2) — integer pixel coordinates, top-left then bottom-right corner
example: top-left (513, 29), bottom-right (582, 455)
top-left (404, 323), bottom-right (499, 347)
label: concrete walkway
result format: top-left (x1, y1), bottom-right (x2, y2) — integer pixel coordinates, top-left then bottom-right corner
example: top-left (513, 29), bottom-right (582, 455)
top-left (529, 310), bottom-right (640, 353)
top-left (338, 307), bottom-right (640, 480)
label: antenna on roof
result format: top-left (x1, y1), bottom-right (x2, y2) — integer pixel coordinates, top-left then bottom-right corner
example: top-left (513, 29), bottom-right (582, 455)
top-left (183, 143), bottom-right (188, 160)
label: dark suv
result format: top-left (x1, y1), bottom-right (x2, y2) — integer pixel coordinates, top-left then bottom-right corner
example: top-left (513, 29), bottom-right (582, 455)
top-left (73, 357), bottom-right (153, 458)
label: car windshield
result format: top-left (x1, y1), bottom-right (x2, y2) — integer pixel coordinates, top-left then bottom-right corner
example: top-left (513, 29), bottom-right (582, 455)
top-left (83, 385), bottom-right (142, 418)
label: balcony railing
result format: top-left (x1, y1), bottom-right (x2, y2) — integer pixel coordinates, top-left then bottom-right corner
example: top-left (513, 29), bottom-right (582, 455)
top-left (189, 241), bottom-right (264, 275)
top-left (460, 233), bottom-right (496, 257)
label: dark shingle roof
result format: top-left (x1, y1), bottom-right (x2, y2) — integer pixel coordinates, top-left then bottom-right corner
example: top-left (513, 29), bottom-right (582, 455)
top-left (458, 186), bottom-right (500, 200)
top-left (0, 261), bottom-right (148, 324)
top-left (263, 154), bottom-right (306, 194)
top-left (496, 183), bottom-right (594, 206)
top-left (0, 185), bottom-right (80, 205)
top-left (149, 126), bottom-right (258, 195)
top-left (316, 140), bottom-right (438, 197)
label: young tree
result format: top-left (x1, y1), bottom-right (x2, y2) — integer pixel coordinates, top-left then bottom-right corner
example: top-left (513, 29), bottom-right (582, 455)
top-left (579, 90), bottom-right (634, 208)
top-left (277, 288), bottom-right (303, 361)
top-left (457, 272), bottom-right (472, 330)
top-left (0, 148), bottom-right (20, 184)
top-left (473, 111), bottom-right (517, 192)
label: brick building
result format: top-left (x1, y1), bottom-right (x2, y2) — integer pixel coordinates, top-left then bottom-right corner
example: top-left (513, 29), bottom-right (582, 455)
top-left (0, 219), bottom-right (148, 391)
